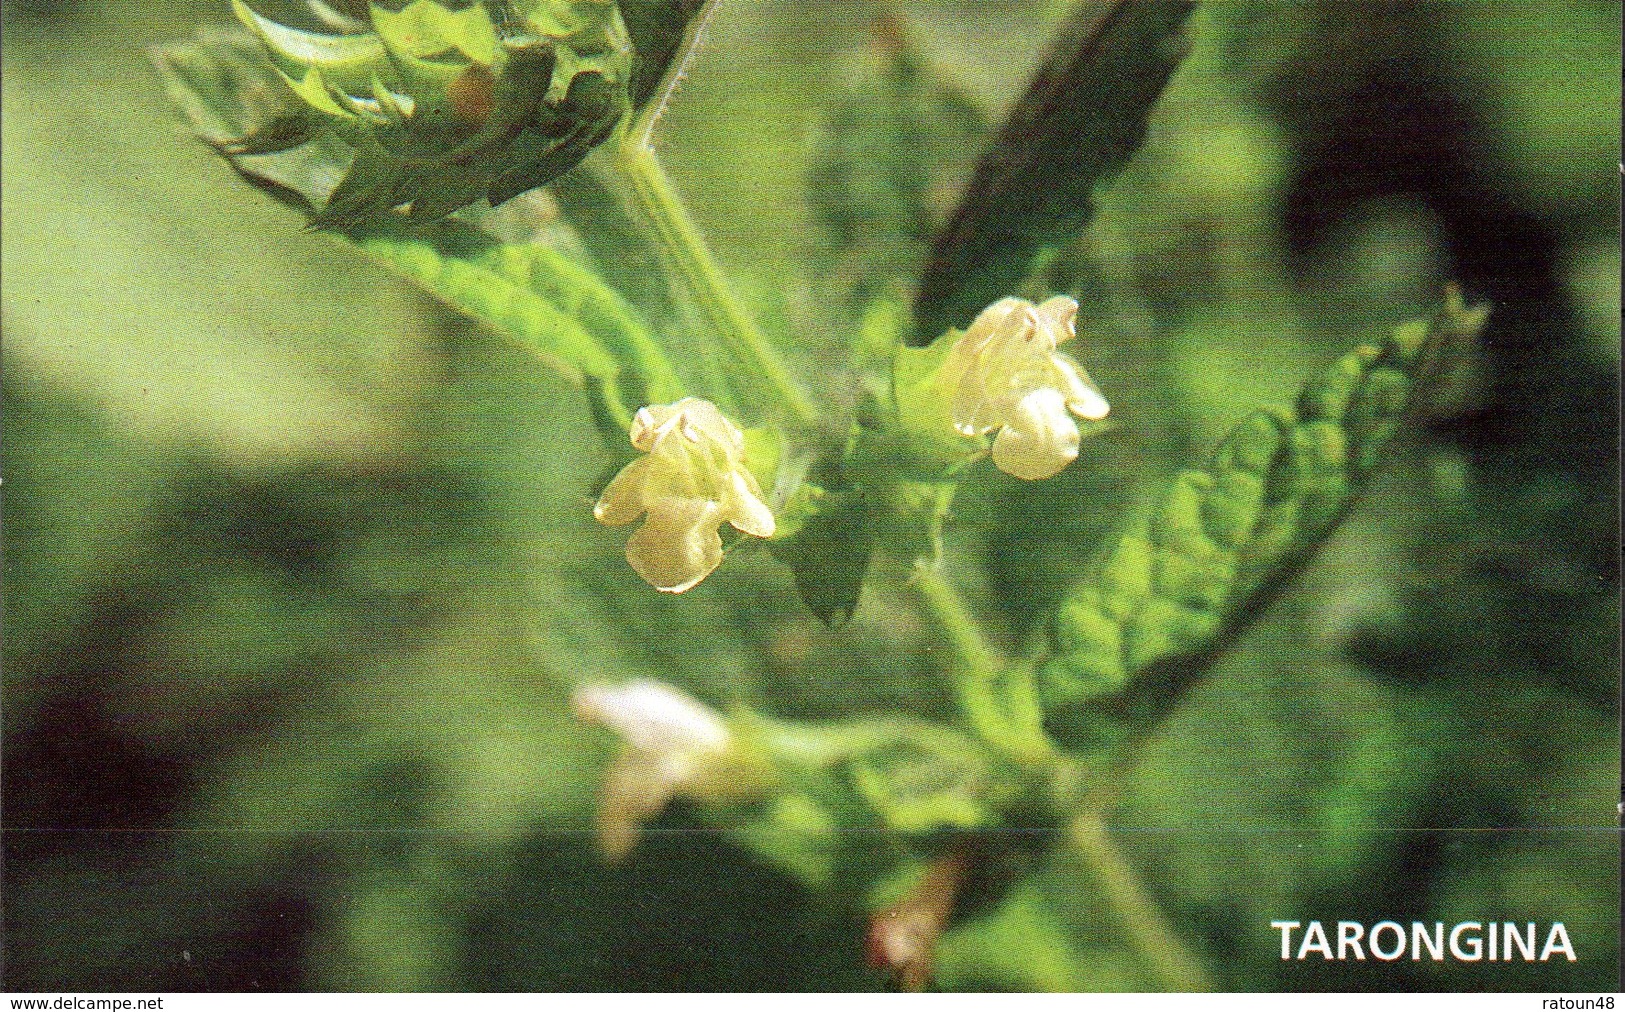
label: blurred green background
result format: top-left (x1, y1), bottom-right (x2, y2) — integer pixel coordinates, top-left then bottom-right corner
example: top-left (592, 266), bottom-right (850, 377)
top-left (3, 0), bottom-right (1619, 992)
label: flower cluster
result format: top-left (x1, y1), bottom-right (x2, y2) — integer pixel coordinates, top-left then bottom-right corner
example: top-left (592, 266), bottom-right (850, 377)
top-left (594, 398), bottom-right (776, 593)
top-left (938, 295), bottom-right (1110, 480)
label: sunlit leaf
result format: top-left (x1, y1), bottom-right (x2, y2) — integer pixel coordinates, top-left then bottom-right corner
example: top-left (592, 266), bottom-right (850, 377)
top-left (1040, 292), bottom-right (1491, 740)
top-left (356, 224), bottom-right (683, 431)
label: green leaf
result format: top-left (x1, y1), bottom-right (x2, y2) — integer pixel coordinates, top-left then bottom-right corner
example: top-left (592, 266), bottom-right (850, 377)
top-left (158, 9), bottom-right (631, 229)
top-left (866, 478), bottom-right (955, 570)
top-left (889, 325), bottom-right (984, 475)
top-left (721, 715), bottom-right (1025, 890)
top-left (233, 0), bottom-right (387, 89)
top-left (766, 392), bottom-right (963, 623)
top-left (1039, 293), bottom-right (1491, 739)
top-left (154, 28), bottom-right (370, 212)
top-left (354, 223), bottom-right (682, 431)
top-left (152, 29), bottom-right (321, 155)
top-left (846, 733), bottom-right (1000, 836)
top-left (369, 0), bottom-right (498, 64)
top-left (766, 484), bottom-right (874, 626)
top-left (155, 27), bottom-right (675, 428)
top-left (911, 0), bottom-right (1196, 342)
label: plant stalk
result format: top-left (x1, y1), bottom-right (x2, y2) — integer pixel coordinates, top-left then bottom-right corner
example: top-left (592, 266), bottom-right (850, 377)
top-left (911, 566), bottom-right (1050, 758)
top-left (610, 1), bottom-right (815, 427)
top-left (1067, 810), bottom-right (1213, 991)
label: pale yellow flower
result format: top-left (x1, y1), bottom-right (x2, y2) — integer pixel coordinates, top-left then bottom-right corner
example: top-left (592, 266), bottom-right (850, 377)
top-left (939, 295), bottom-right (1110, 480)
top-left (594, 398), bottom-right (775, 593)
top-left (572, 680), bottom-right (733, 861)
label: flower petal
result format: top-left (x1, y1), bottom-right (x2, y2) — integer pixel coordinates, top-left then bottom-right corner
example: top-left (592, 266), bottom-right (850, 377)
top-left (962, 297), bottom-right (1028, 345)
top-left (948, 336), bottom-right (1009, 435)
top-left (629, 401), bottom-right (686, 452)
top-left (672, 397), bottom-right (745, 453)
top-left (1034, 295), bottom-right (1079, 345)
top-left (595, 752), bottom-right (677, 862)
top-left (1050, 354), bottom-right (1111, 420)
top-left (593, 456), bottom-right (652, 526)
top-left (572, 679), bottom-right (731, 754)
top-left (990, 387), bottom-right (1080, 480)
top-left (572, 680), bottom-right (734, 861)
top-left (626, 498), bottom-right (724, 593)
top-left (722, 469), bottom-right (776, 538)
top-left (604, 398), bottom-right (772, 591)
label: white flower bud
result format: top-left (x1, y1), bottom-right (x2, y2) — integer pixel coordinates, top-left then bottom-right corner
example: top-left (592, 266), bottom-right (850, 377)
top-left (572, 680), bottom-right (734, 862)
top-left (593, 397), bottom-right (775, 592)
top-left (572, 680), bottom-right (731, 757)
top-left (939, 295), bottom-right (1109, 480)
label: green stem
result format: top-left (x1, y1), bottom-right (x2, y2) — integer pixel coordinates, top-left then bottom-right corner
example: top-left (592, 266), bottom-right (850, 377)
top-left (626, 0), bottom-right (723, 153)
top-left (609, 3), bottom-right (815, 427)
top-left (911, 567), bottom-right (1049, 758)
top-left (1067, 811), bottom-right (1213, 991)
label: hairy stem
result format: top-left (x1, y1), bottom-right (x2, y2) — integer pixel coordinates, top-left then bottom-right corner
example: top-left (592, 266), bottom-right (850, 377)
top-left (610, 3), bottom-right (814, 427)
top-left (1067, 811), bottom-right (1212, 991)
top-left (610, 145), bottom-right (813, 427)
top-left (911, 566), bottom-right (1050, 758)
top-left (627, 0), bottom-right (724, 152)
